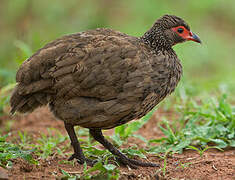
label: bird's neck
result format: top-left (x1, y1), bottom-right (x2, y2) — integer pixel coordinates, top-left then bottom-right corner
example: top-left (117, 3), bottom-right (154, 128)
top-left (140, 26), bottom-right (173, 52)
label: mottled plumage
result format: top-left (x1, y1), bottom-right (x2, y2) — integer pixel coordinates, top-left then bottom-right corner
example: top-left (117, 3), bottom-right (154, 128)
top-left (10, 15), bottom-right (201, 168)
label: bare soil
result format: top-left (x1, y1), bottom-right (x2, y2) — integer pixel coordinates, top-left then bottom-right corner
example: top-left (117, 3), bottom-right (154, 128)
top-left (1, 107), bottom-right (234, 180)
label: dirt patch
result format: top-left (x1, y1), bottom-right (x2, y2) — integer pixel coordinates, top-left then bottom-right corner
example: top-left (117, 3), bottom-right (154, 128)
top-left (1, 107), bottom-right (235, 180)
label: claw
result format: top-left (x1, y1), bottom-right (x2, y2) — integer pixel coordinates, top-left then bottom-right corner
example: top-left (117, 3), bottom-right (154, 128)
top-left (68, 153), bottom-right (97, 166)
top-left (68, 154), bottom-right (77, 161)
top-left (118, 158), bottom-right (138, 169)
top-left (84, 159), bottom-right (98, 166)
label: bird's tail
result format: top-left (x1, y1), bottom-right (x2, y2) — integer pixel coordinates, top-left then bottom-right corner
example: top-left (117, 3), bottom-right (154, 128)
top-left (10, 80), bottom-right (53, 114)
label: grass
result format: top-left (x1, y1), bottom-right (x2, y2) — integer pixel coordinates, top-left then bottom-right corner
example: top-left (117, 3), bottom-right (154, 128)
top-left (187, 146), bottom-right (223, 157)
top-left (16, 128), bottom-right (69, 160)
top-left (0, 134), bottom-right (37, 168)
top-left (110, 107), bottom-right (154, 147)
top-left (147, 93), bottom-right (235, 155)
top-left (33, 128), bottom-right (68, 159)
top-left (59, 161), bottom-right (120, 180)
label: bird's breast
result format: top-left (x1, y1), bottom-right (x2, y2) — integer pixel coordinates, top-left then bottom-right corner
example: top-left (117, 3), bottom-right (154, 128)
top-left (134, 54), bottom-right (182, 119)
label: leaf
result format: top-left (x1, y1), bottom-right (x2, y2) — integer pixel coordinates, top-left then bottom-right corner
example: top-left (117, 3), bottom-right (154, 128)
top-left (110, 134), bottom-right (123, 147)
top-left (114, 125), bottom-right (126, 138)
top-left (172, 139), bottom-right (191, 153)
top-left (159, 121), bottom-right (177, 144)
top-left (60, 169), bottom-right (71, 177)
top-left (124, 148), bottom-right (146, 159)
top-left (229, 140), bottom-right (235, 147)
top-left (187, 145), bottom-right (200, 151)
top-left (210, 139), bottom-right (227, 148)
top-left (103, 164), bottom-right (116, 171)
top-left (132, 134), bottom-right (148, 143)
top-left (86, 161), bottom-right (104, 174)
top-left (0, 135), bottom-right (38, 167)
top-left (148, 137), bottom-right (168, 144)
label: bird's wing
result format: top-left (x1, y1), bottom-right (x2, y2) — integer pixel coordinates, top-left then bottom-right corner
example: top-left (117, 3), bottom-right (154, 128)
top-left (11, 31), bottom-right (108, 112)
top-left (50, 32), bottom-right (141, 102)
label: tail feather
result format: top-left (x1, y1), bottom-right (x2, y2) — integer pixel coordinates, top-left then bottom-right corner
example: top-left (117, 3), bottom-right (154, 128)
top-left (17, 79), bottom-right (52, 95)
top-left (10, 83), bottom-right (52, 114)
top-left (10, 86), bottom-right (27, 114)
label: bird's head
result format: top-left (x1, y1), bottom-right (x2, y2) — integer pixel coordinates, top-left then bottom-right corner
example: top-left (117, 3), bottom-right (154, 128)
top-left (142, 15), bottom-right (201, 50)
top-left (159, 15), bottom-right (201, 45)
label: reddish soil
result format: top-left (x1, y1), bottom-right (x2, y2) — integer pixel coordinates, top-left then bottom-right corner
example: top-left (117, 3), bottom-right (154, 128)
top-left (0, 107), bottom-right (234, 180)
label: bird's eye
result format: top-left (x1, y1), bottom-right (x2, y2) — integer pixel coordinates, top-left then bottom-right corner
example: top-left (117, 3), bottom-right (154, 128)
top-left (177, 28), bottom-right (184, 33)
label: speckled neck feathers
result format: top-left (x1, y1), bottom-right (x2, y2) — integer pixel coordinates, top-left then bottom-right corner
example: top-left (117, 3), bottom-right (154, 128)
top-left (140, 15), bottom-right (190, 51)
top-left (141, 25), bottom-right (172, 51)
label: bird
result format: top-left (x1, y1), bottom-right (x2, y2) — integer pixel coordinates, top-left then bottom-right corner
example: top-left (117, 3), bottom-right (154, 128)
top-left (10, 14), bottom-right (201, 168)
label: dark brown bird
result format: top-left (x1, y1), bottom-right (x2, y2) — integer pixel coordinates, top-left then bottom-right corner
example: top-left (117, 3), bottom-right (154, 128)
top-left (10, 15), bottom-right (201, 168)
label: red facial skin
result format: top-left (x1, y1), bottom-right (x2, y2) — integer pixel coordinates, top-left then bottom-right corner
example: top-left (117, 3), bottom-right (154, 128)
top-left (172, 26), bottom-right (201, 43)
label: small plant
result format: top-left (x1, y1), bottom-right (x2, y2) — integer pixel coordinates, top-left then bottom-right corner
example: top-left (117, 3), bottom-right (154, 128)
top-left (18, 131), bottom-right (32, 148)
top-left (59, 161), bottom-right (120, 180)
top-left (82, 144), bottom-right (111, 163)
top-left (122, 146), bottom-right (147, 159)
top-left (32, 128), bottom-right (68, 159)
top-left (157, 150), bottom-right (171, 177)
top-left (148, 94), bottom-right (235, 154)
top-left (83, 161), bottom-right (119, 180)
top-left (111, 107), bottom-right (156, 146)
top-left (0, 134), bottom-right (37, 168)
top-left (175, 162), bottom-right (192, 169)
top-left (187, 145), bottom-right (223, 157)
top-left (60, 168), bottom-right (78, 180)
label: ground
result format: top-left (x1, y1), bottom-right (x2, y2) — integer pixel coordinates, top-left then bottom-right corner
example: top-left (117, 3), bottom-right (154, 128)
top-left (0, 107), bottom-right (234, 180)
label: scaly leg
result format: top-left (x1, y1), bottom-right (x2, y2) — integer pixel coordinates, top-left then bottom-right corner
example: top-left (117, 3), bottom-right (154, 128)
top-left (89, 128), bottom-right (159, 169)
top-left (64, 122), bottom-right (96, 166)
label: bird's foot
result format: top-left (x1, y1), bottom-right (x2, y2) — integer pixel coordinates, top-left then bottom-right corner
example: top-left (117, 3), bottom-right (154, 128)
top-left (68, 153), bottom-right (97, 166)
top-left (89, 128), bottom-right (159, 169)
top-left (116, 155), bottom-right (159, 169)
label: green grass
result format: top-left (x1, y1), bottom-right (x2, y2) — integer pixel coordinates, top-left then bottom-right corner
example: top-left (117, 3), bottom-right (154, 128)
top-left (33, 128), bottom-right (68, 159)
top-left (0, 134), bottom-right (37, 168)
top-left (0, 128), bottom-right (68, 168)
top-left (148, 94), bottom-right (235, 155)
top-left (16, 128), bottom-right (69, 160)
top-left (59, 161), bottom-right (120, 180)
top-left (110, 108), bottom-right (154, 147)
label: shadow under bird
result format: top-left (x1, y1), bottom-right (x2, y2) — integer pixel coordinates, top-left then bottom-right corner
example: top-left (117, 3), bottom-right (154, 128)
top-left (10, 15), bottom-right (201, 168)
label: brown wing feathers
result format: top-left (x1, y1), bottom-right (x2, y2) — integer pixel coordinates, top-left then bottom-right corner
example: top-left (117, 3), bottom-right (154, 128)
top-left (10, 41), bottom-right (69, 114)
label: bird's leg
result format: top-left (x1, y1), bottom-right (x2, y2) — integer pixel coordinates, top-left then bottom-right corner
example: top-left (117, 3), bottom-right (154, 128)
top-left (89, 128), bottom-right (159, 169)
top-left (64, 122), bottom-right (96, 166)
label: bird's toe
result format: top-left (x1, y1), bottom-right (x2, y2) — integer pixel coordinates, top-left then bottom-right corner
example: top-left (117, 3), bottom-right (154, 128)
top-left (116, 156), bottom-right (158, 169)
top-left (68, 153), bottom-right (97, 166)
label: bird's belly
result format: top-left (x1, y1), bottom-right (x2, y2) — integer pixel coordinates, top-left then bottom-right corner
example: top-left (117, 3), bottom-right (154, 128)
top-left (49, 97), bottom-right (136, 129)
top-left (49, 70), bottom-right (181, 129)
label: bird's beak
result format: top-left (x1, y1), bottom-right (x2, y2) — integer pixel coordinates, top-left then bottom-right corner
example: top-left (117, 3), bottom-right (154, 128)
top-left (187, 32), bottom-right (202, 44)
